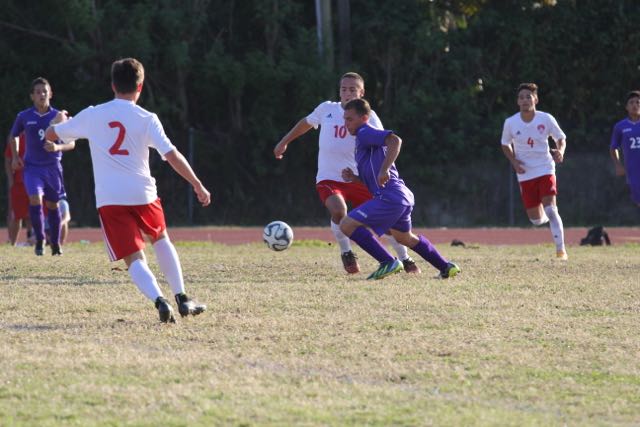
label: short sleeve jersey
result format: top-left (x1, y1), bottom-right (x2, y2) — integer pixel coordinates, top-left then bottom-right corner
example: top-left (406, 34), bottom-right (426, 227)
top-left (10, 106), bottom-right (62, 166)
top-left (610, 118), bottom-right (640, 188)
top-left (4, 134), bottom-right (26, 184)
top-left (53, 98), bottom-right (176, 208)
top-left (501, 111), bottom-right (566, 182)
top-left (306, 101), bottom-right (382, 183)
top-left (354, 123), bottom-right (414, 206)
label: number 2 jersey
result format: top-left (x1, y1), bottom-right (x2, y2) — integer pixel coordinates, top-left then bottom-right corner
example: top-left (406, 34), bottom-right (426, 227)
top-left (53, 98), bottom-right (176, 208)
top-left (610, 118), bottom-right (640, 188)
top-left (500, 111), bottom-right (566, 182)
top-left (306, 101), bottom-right (382, 183)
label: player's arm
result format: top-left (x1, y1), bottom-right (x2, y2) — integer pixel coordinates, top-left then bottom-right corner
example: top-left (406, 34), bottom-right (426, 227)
top-left (273, 118), bottom-right (313, 159)
top-left (501, 144), bottom-right (525, 174)
top-left (550, 138), bottom-right (566, 163)
top-left (378, 133), bottom-right (402, 186)
top-left (610, 147), bottom-right (625, 176)
top-left (4, 143), bottom-right (13, 188)
top-left (44, 110), bottom-right (70, 143)
top-left (44, 139), bottom-right (75, 153)
top-left (341, 167), bottom-right (362, 183)
top-left (164, 149), bottom-right (211, 207)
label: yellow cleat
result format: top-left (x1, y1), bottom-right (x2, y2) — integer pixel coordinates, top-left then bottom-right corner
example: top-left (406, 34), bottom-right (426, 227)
top-left (556, 250), bottom-right (568, 261)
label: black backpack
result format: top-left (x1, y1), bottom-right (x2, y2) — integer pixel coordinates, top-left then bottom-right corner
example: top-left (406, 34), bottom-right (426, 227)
top-left (580, 226), bottom-right (611, 246)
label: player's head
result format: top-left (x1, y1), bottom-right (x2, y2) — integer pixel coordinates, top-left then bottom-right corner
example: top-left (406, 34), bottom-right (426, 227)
top-left (339, 72), bottom-right (365, 106)
top-left (30, 77), bottom-right (52, 110)
top-left (111, 58), bottom-right (145, 98)
top-left (517, 82), bottom-right (538, 112)
top-left (625, 90), bottom-right (640, 118)
top-left (343, 98), bottom-right (371, 135)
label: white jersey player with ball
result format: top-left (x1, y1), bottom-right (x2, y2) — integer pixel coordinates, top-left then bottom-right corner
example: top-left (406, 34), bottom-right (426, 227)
top-left (46, 57), bottom-right (211, 323)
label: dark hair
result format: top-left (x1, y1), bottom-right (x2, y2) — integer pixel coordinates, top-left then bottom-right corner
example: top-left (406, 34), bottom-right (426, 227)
top-left (340, 72), bottom-right (364, 86)
top-left (517, 83), bottom-right (538, 95)
top-left (344, 98), bottom-right (371, 116)
top-left (30, 77), bottom-right (50, 93)
top-left (626, 91), bottom-right (640, 103)
top-left (111, 58), bottom-right (145, 94)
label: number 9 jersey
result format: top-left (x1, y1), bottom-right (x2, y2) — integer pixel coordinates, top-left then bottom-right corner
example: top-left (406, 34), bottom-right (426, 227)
top-left (52, 99), bottom-right (176, 208)
top-left (306, 101), bottom-right (382, 184)
top-left (500, 111), bottom-right (566, 182)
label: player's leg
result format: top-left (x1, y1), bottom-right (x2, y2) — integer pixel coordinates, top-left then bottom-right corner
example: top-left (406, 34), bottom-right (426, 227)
top-left (11, 183), bottom-right (30, 245)
top-left (24, 168), bottom-right (47, 255)
top-left (138, 199), bottom-right (206, 317)
top-left (43, 166), bottom-right (65, 255)
top-left (520, 177), bottom-right (549, 226)
top-left (542, 195), bottom-right (566, 259)
top-left (58, 199), bottom-right (71, 245)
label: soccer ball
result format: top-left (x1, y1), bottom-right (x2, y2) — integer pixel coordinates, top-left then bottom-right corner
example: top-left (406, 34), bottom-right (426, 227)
top-left (263, 221), bottom-right (294, 251)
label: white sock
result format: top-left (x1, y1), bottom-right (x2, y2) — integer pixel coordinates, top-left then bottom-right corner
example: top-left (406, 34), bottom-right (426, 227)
top-left (385, 235), bottom-right (409, 260)
top-left (544, 205), bottom-right (565, 251)
top-left (530, 214), bottom-right (549, 226)
top-left (330, 221), bottom-right (351, 253)
top-left (128, 259), bottom-right (163, 301)
top-left (153, 237), bottom-right (185, 296)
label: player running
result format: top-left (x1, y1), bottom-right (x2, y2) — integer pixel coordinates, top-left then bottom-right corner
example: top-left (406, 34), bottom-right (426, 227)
top-left (610, 90), bottom-right (640, 205)
top-left (500, 83), bottom-right (569, 260)
top-left (339, 98), bottom-right (460, 280)
top-left (46, 58), bottom-right (209, 323)
top-left (274, 72), bottom-right (418, 274)
top-left (9, 78), bottom-right (75, 256)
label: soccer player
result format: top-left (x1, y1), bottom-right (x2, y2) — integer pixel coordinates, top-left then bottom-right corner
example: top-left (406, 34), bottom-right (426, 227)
top-left (610, 90), bottom-right (640, 205)
top-left (339, 98), bottom-right (460, 280)
top-left (9, 78), bottom-right (75, 256)
top-left (274, 72), bottom-right (418, 274)
top-left (500, 83), bottom-right (568, 260)
top-left (4, 133), bottom-right (32, 245)
top-left (45, 57), bottom-right (209, 323)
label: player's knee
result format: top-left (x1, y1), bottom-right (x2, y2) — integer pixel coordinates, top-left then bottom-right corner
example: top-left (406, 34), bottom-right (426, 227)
top-left (530, 217), bottom-right (546, 226)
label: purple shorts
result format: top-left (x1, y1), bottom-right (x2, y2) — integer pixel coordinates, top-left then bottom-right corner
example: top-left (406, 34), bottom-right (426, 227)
top-left (348, 197), bottom-right (413, 236)
top-left (23, 163), bottom-right (64, 202)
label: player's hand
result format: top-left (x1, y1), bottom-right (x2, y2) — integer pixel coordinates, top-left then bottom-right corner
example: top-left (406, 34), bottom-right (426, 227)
top-left (194, 183), bottom-right (211, 207)
top-left (274, 141), bottom-right (287, 159)
top-left (11, 156), bottom-right (23, 172)
top-left (614, 163), bottom-right (626, 177)
top-left (43, 141), bottom-right (58, 152)
top-left (512, 160), bottom-right (526, 174)
top-left (50, 110), bottom-right (69, 126)
top-left (342, 167), bottom-right (356, 182)
top-left (378, 169), bottom-right (390, 186)
top-left (551, 149), bottom-right (564, 164)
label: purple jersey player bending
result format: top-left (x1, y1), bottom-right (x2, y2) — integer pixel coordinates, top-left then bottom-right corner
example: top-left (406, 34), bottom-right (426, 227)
top-left (610, 91), bottom-right (640, 205)
top-left (339, 98), bottom-right (460, 280)
top-left (9, 77), bottom-right (75, 256)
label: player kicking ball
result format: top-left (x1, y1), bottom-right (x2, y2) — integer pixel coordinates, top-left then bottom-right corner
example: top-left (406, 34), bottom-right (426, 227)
top-left (45, 58), bottom-right (209, 323)
top-left (610, 90), bottom-right (640, 206)
top-left (500, 83), bottom-right (568, 260)
top-left (339, 99), bottom-right (460, 280)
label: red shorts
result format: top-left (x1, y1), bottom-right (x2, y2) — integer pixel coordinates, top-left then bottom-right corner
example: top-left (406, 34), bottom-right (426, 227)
top-left (315, 180), bottom-right (372, 208)
top-left (519, 174), bottom-right (557, 209)
top-left (10, 182), bottom-right (29, 220)
top-left (98, 199), bottom-right (166, 261)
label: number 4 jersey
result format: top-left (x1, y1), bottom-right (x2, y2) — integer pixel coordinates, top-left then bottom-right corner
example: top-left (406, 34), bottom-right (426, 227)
top-left (610, 118), bottom-right (640, 189)
top-left (53, 99), bottom-right (176, 208)
top-left (501, 111), bottom-right (566, 182)
top-left (306, 101), bottom-right (382, 183)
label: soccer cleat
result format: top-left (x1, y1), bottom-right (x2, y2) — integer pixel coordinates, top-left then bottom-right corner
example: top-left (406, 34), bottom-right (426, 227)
top-left (439, 262), bottom-right (461, 279)
top-left (402, 257), bottom-right (421, 274)
top-left (556, 250), bottom-right (568, 260)
top-left (34, 240), bottom-right (44, 256)
top-left (155, 297), bottom-right (176, 323)
top-left (51, 244), bottom-right (63, 256)
top-left (366, 258), bottom-right (404, 280)
top-left (341, 250), bottom-right (360, 274)
top-left (175, 293), bottom-right (206, 317)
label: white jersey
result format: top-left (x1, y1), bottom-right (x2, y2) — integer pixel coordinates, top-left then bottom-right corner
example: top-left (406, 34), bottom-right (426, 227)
top-left (53, 98), bottom-right (176, 208)
top-left (501, 111), bottom-right (566, 182)
top-left (306, 101), bottom-right (382, 183)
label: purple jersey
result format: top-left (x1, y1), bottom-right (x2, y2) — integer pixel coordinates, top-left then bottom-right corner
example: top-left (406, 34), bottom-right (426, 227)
top-left (10, 106), bottom-right (62, 166)
top-left (354, 123), bottom-right (414, 206)
top-left (610, 118), bottom-right (640, 188)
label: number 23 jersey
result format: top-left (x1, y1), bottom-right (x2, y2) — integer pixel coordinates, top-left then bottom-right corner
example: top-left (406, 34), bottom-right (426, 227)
top-left (306, 101), bottom-right (382, 184)
top-left (610, 118), bottom-right (640, 188)
top-left (501, 111), bottom-right (566, 182)
top-left (53, 98), bottom-right (176, 208)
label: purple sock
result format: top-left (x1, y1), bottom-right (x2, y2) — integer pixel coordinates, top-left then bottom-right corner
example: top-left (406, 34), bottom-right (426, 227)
top-left (48, 207), bottom-right (61, 246)
top-left (29, 205), bottom-right (45, 242)
top-left (350, 226), bottom-right (394, 264)
top-left (411, 235), bottom-right (449, 272)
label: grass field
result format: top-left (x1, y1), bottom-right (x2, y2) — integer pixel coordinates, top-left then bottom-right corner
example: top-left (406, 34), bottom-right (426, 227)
top-left (0, 240), bottom-right (639, 426)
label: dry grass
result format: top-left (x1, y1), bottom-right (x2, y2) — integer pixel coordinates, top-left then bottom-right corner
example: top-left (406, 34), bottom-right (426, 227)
top-left (0, 239), bottom-right (639, 426)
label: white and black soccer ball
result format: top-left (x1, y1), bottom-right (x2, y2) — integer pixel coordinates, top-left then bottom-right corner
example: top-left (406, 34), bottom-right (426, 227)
top-left (263, 221), bottom-right (294, 251)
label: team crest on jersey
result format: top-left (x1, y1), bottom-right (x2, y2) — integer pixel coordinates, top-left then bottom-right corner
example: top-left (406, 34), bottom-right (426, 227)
top-left (537, 124), bottom-right (546, 134)
top-left (516, 131), bottom-right (521, 135)
top-left (622, 128), bottom-right (632, 133)
top-left (26, 121), bottom-right (37, 125)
